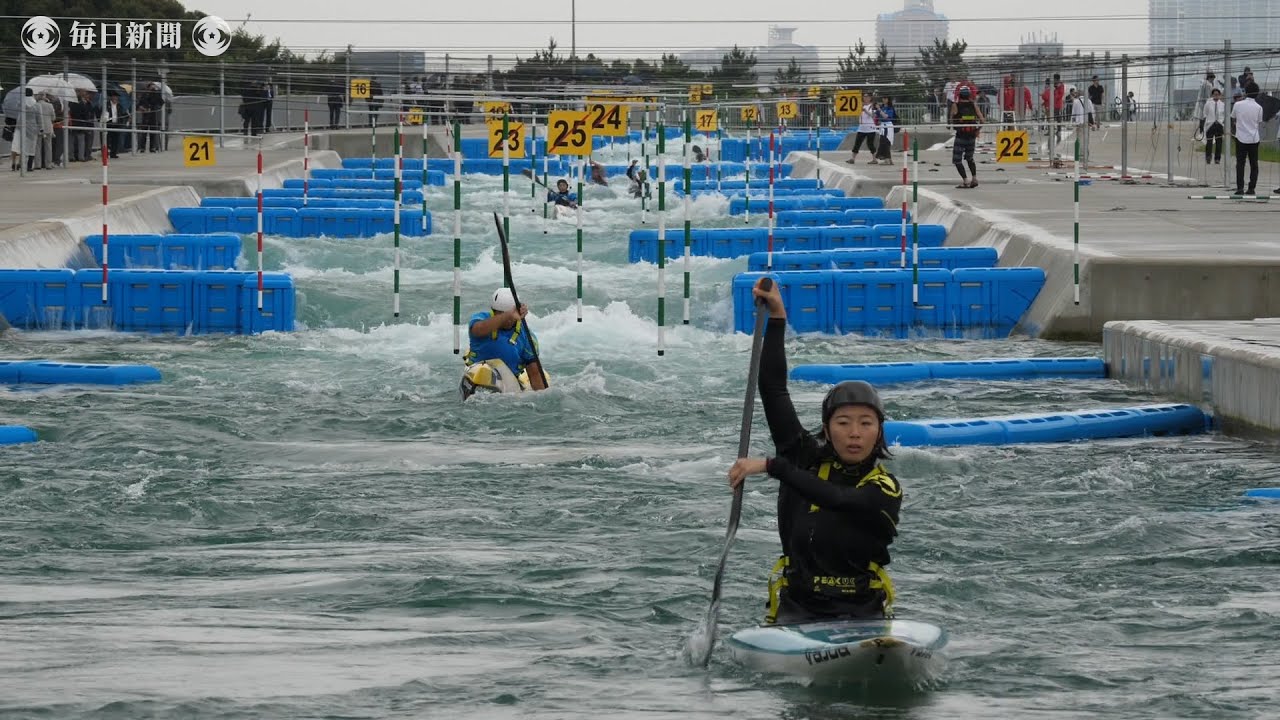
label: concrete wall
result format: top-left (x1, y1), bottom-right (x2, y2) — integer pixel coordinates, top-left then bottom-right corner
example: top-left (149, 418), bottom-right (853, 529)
top-left (1104, 319), bottom-right (1280, 434)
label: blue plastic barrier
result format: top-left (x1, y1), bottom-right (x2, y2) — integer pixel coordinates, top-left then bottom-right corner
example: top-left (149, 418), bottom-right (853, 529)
top-left (0, 268), bottom-right (77, 329)
top-left (0, 360), bottom-right (162, 385)
top-left (684, 178), bottom-right (822, 192)
top-left (732, 271), bottom-right (833, 333)
top-left (747, 246), bottom-right (997, 272)
top-left (626, 229), bottom-right (710, 264)
top-left (732, 266), bottom-right (1045, 337)
top-left (1244, 488), bottom-right (1280, 499)
top-left (731, 196), bottom-right (877, 215)
top-left (167, 206), bottom-right (430, 238)
top-left (883, 403), bottom-right (1209, 447)
top-left (790, 357), bottom-right (1106, 385)
top-left (0, 426), bottom-right (37, 445)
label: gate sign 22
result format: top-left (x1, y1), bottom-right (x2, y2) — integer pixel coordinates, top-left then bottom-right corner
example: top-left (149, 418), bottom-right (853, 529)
top-left (695, 109), bottom-right (718, 132)
top-left (834, 90), bottom-right (863, 117)
top-left (487, 120), bottom-right (526, 158)
top-left (547, 110), bottom-right (592, 156)
top-left (996, 129), bottom-right (1029, 163)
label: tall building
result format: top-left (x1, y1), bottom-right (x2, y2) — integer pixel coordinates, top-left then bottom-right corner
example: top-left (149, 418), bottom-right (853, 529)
top-left (679, 26), bottom-right (819, 81)
top-left (1149, 0), bottom-right (1280, 105)
top-left (875, 0), bottom-right (949, 59)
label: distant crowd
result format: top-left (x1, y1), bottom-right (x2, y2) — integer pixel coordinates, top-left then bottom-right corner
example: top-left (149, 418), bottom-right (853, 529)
top-left (4, 81), bottom-right (169, 172)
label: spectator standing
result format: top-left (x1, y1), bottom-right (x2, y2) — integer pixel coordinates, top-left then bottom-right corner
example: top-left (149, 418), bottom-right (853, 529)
top-left (1200, 87), bottom-right (1225, 164)
top-left (1230, 82), bottom-right (1263, 196)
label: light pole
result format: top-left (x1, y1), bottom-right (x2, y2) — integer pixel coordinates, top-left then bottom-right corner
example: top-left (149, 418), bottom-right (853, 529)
top-left (571, 0), bottom-right (576, 60)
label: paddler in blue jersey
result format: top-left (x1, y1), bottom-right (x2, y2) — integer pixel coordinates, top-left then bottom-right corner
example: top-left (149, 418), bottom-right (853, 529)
top-left (727, 278), bottom-right (902, 624)
top-left (546, 178), bottom-right (578, 209)
top-left (465, 287), bottom-right (547, 391)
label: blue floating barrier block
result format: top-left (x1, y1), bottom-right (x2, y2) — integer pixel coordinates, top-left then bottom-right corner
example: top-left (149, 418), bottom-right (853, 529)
top-left (930, 359), bottom-right (1035, 379)
top-left (0, 360), bottom-right (30, 383)
top-left (1024, 357), bottom-right (1106, 378)
top-left (998, 414), bottom-right (1083, 443)
top-left (264, 207), bottom-right (298, 237)
top-left (821, 226), bottom-right (874, 249)
top-left (778, 210), bottom-right (847, 227)
top-left (708, 228), bottom-right (768, 259)
top-left (833, 197), bottom-right (884, 210)
top-left (747, 250), bottom-right (829, 272)
top-left (952, 267), bottom-right (1046, 331)
top-left (110, 269), bottom-right (195, 333)
top-left (917, 246), bottom-right (998, 269)
top-left (297, 207), bottom-right (324, 237)
top-left (168, 207), bottom-right (210, 234)
top-left (892, 224), bottom-right (947, 248)
top-left (262, 187), bottom-right (304, 197)
top-left (791, 362), bottom-right (933, 385)
top-left (239, 273), bottom-right (296, 334)
top-left (772, 226), bottom-right (823, 253)
top-left (732, 270), bottom-right (832, 334)
top-left (16, 361), bottom-right (162, 385)
top-left (199, 233), bottom-right (243, 270)
top-left (884, 418), bottom-right (1009, 447)
top-left (911, 268), bottom-right (957, 331)
top-left (342, 158), bottom-right (374, 169)
top-left (1069, 404), bottom-right (1206, 440)
top-left (0, 425), bottom-right (37, 445)
top-left (844, 210), bottom-right (909, 227)
top-left (193, 271), bottom-right (246, 334)
top-left (229, 207), bottom-right (258, 235)
top-left (0, 269), bottom-right (77, 330)
top-left (828, 248), bottom-right (902, 269)
top-left (831, 268), bottom-right (912, 336)
top-left (1244, 488), bottom-right (1280, 500)
top-left (202, 197), bottom-right (254, 207)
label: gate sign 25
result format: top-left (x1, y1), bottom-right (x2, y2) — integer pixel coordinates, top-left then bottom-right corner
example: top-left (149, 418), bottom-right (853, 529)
top-left (547, 110), bottom-right (592, 156)
top-left (587, 102), bottom-right (628, 137)
top-left (834, 90), bottom-right (863, 117)
top-left (487, 120), bottom-right (526, 158)
top-left (996, 129), bottom-right (1029, 163)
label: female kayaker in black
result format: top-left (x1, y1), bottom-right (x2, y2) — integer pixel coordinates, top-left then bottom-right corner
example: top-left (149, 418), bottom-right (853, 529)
top-left (728, 277), bottom-right (902, 624)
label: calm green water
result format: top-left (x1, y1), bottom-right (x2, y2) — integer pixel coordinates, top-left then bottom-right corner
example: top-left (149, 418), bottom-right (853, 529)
top-left (2, 155), bottom-right (1278, 719)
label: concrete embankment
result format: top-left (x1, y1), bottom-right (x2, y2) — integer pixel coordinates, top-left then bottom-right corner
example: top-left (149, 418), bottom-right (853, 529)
top-left (0, 143), bottom-right (342, 268)
top-left (1104, 319), bottom-right (1280, 435)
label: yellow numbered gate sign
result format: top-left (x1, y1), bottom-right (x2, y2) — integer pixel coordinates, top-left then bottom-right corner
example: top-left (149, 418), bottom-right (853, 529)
top-left (483, 101), bottom-right (513, 122)
top-left (406, 107), bottom-right (424, 125)
top-left (546, 110), bottom-right (592, 156)
top-left (349, 78), bottom-right (371, 99)
top-left (182, 135), bottom-right (215, 167)
top-left (695, 109), bottom-right (719, 133)
top-left (740, 105), bottom-right (760, 123)
top-left (776, 101), bottom-right (798, 120)
top-left (995, 129), bottom-right (1030, 163)
top-left (486, 120), bottom-right (527, 159)
top-left (834, 90), bottom-right (863, 117)
top-left (587, 102), bottom-right (629, 137)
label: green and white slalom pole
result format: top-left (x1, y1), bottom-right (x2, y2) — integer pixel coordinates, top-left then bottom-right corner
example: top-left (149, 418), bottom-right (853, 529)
top-left (815, 122), bottom-right (823, 186)
top-left (911, 136), bottom-right (920, 304)
top-left (682, 110), bottom-right (693, 325)
top-left (641, 107), bottom-right (650, 224)
top-left (370, 120), bottom-right (377, 179)
top-left (502, 114), bottom-right (511, 254)
top-left (1073, 136), bottom-right (1081, 306)
top-left (452, 119), bottom-right (463, 355)
top-left (529, 111), bottom-right (539, 205)
top-left (421, 115), bottom-right (429, 244)
top-left (393, 121), bottom-right (403, 317)
top-left (716, 109), bottom-right (724, 194)
top-left (542, 148), bottom-right (552, 233)
top-left (576, 155), bottom-right (585, 322)
top-left (899, 131), bottom-right (909, 268)
top-left (657, 117), bottom-right (667, 356)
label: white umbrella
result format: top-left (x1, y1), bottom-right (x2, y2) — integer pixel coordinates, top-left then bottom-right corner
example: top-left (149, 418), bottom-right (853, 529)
top-left (27, 75), bottom-right (77, 105)
top-left (142, 81), bottom-right (174, 102)
top-left (3, 87), bottom-right (22, 118)
top-left (58, 72), bottom-right (97, 93)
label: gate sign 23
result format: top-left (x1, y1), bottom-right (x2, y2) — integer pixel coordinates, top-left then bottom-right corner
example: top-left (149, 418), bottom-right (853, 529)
top-left (487, 120), bottom-right (526, 158)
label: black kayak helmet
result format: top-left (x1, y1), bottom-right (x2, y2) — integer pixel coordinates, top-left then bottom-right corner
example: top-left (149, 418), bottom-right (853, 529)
top-left (820, 380), bottom-right (891, 459)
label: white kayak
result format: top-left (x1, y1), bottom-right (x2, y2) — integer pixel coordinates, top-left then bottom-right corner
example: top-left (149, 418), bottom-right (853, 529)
top-left (459, 359), bottom-right (535, 400)
top-left (726, 618), bottom-right (947, 688)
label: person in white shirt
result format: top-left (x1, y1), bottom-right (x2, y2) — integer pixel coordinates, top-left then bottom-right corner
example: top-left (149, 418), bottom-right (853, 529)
top-left (845, 104), bottom-right (879, 164)
top-left (1070, 88), bottom-right (1094, 164)
top-left (1200, 88), bottom-right (1225, 164)
top-left (1230, 82), bottom-right (1263, 195)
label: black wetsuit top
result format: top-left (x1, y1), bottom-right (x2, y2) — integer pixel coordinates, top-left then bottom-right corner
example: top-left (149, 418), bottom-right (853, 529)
top-left (759, 317), bottom-right (902, 619)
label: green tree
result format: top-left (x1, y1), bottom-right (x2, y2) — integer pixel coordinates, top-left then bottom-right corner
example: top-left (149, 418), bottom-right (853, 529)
top-left (906, 38), bottom-right (968, 101)
top-left (773, 58), bottom-right (806, 88)
top-left (836, 40), bottom-right (897, 87)
top-left (709, 45), bottom-right (757, 98)
top-left (656, 53), bottom-right (701, 83)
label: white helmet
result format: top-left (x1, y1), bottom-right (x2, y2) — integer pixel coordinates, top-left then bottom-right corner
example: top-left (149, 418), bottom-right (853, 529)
top-left (491, 287), bottom-right (516, 313)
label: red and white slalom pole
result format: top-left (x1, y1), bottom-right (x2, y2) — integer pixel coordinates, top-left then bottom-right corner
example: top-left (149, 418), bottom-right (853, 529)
top-left (100, 137), bottom-right (109, 304)
top-left (302, 109), bottom-right (310, 206)
top-left (256, 146), bottom-right (264, 310)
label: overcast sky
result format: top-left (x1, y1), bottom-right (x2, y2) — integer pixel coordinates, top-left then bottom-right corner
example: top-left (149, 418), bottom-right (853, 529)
top-left (187, 0), bottom-right (1153, 61)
